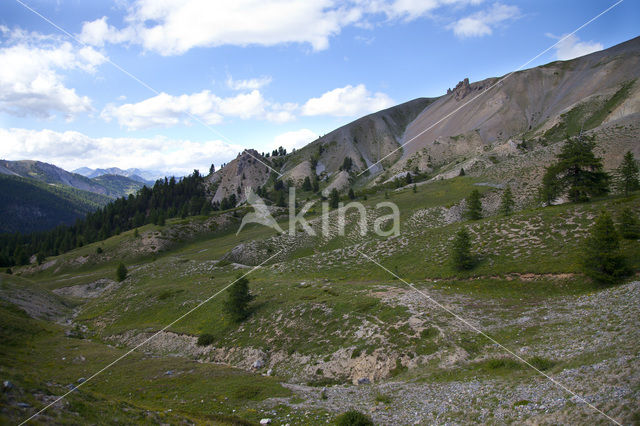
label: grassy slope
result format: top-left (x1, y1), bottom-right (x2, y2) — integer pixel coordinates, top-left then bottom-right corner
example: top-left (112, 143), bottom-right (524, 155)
top-left (91, 174), bottom-right (146, 198)
top-left (3, 176), bottom-right (640, 423)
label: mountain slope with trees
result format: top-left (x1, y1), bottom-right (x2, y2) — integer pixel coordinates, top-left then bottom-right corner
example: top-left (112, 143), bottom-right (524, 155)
top-left (0, 174), bottom-right (112, 234)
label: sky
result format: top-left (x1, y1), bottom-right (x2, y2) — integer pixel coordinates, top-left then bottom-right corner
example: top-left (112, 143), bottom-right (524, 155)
top-left (0, 0), bottom-right (638, 176)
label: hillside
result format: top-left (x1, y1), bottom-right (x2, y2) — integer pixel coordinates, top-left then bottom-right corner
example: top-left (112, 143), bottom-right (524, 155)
top-left (91, 174), bottom-right (145, 197)
top-left (0, 174), bottom-right (111, 233)
top-left (0, 160), bottom-right (148, 199)
top-left (205, 36), bottom-right (639, 205)
top-left (0, 160), bottom-right (109, 195)
top-left (2, 36), bottom-right (640, 426)
top-left (2, 176), bottom-right (638, 424)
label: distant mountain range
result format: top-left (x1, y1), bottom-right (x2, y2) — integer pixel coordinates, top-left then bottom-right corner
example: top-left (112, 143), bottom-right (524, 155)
top-left (73, 166), bottom-right (165, 184)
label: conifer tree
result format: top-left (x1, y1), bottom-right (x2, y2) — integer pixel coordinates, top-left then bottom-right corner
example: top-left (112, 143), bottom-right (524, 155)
top-left (466, 189), bottom-right (482, 220)
top-left (451, 228), bottom-right (474, 270)
top-left (619, 208), bottom-right (640, 239)
top-left (500, 185), bottom-right (515, 216)
top-left (329, 188), bottom-right (340, 208)
top-left (540, 135), bottom-right (609, 203)
top-left (116, 262), bottom-right (128, 282)
top-left (617, 151), bottom-right (639, 196)
top-left (582, 211), bottom-right (630, 285)
top-left (348, 188), bottom-right (355, 200)
top-left (225, 276), bottom-right (254, 323)
top-left (302, 176), bottom-right (312, 191)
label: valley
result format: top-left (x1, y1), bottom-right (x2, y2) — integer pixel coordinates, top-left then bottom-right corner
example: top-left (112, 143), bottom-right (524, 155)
top-left (1, 33), bottom-right (640, 426)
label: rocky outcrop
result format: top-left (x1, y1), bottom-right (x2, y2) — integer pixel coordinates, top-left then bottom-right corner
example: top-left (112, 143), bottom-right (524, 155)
top-left (208, 149), bottom-right (272, 204)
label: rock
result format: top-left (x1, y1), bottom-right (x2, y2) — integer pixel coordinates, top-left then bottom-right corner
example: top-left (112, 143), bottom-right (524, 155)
top-left (266, 368), bottom-right (273, 376)
top-left (77, 377), bottom-right (86, 383)
top-left (17, 402), bottom-right (31, 408)
top-left (165, 370), bottom-right (174, 376)
top-left (2, 380), bottom-right (13, 391)
top-left (357, 377), bottom-right (370, 385)
top-left (259, 418), bottom-right (272, 424)
top-left (252, 359), bottom-right (264, 369)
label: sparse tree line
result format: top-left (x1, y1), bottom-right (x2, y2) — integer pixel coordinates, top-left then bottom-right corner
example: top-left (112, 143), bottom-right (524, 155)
top-left (451, 135), bottom-right (640, 285)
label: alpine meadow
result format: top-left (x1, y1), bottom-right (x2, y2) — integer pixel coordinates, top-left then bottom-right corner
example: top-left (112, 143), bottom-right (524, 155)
top-left (1, 1), bottom-right (640, 425)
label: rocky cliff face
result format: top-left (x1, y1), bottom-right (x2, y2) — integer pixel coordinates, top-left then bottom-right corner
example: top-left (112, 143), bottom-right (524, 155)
top-left (205, 36), bottom-right (640, 204)
top-left (206, 149), bottom-right (273, 204)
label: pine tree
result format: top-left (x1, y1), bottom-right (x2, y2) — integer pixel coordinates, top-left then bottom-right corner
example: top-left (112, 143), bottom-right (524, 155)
top-left (540, 163), bottom-right (564, 205)
top-left (405, 173), bottom-right (413, 184)
top-left (116, 262), bottom-right (128, 282)
top-left (329, 188), bottom-right (340, 208)
top-left (302, 176), bottom-right (312, 191)
top-left (451, 228), bottom-right (474, 270)
top-left (619, 208), bottom-right (640, 239)
top-left (312, 178), bottom-right (319, 192)
top-left (412, 184), bottom-right (417, 193)
top-left (466, 189), bottom-right (482, 220)
top-left (276, 191), bottom-right (286, 207)
top-left (500, 185), bottom-right (515, 216)
top-left (582, 211), bottom-right (630, 285)
top-left (541, 135), bottom-right (609, 203)
top-left (341, 156), bottom-right (353, 171)
top-left (348, 188), bottom-right (355, 200)
top-left (225, 276), bottom-right (254, 323)
top-left (617, 151), bottom-right (639, 196)
top-left (459, 168), bottom-right (465, 176)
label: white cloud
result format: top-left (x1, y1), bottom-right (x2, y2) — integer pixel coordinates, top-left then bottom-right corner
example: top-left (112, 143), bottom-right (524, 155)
top-left (79, 0), bottom-right (360, 54)
top-left (448, 2), bottom-right (519, 38)
top-left (78, 16), bottom-right (133, 47)
top-left (301, 84), bottom-right (394, 117)
top-left (226, 75), bottom-right (273, 91)
top-left (77, 0), bottom-right (493, 54)
top-left (0, 31), bottom-right (106, 118)
top-left (272, 129), bottom-right (319, 152)
top-left (101, 89), bottom-right (296, 130)
top-left (549, 33), bottom-right (603, 61)
top-left (103, 82), bottom-right (394, 129)
top-left (0, 127), bottom-right (242, 176)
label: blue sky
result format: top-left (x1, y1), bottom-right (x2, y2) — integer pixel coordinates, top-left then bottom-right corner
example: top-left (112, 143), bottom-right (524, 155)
top-left (0, 0), bottom-right (638, 175)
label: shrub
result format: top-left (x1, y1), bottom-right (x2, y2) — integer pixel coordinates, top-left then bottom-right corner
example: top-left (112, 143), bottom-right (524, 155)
top-left (420, 327), bottom-right (439, 339)
top-left (197, 333), bottom-right (215, 346)
top-left (528, 356), bottom-right (555, 371)
top-left (96, 247), bottom-right (103, 254)
top-left (335, 410), bottom-right (374, 426)
top-left (374, 393), bottom-right (392, 404)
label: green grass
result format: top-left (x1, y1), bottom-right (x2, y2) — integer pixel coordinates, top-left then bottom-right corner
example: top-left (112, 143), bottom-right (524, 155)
top-left (5, 174), bottom-right (640, 422)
